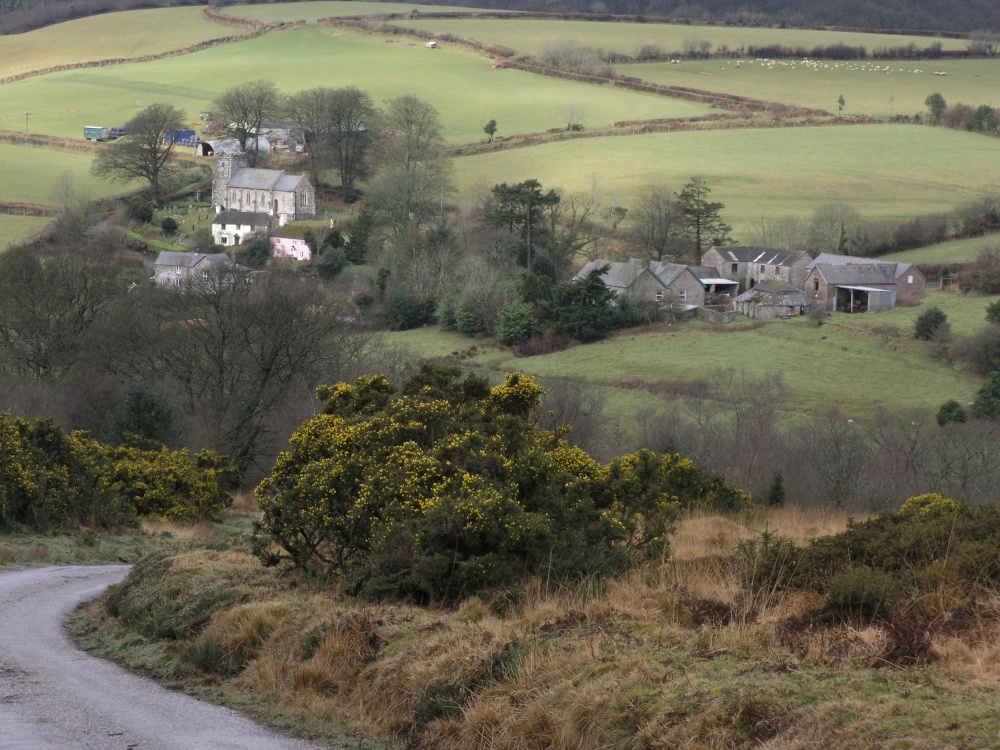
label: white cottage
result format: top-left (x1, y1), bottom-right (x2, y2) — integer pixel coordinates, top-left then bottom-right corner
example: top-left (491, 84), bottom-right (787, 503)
top-left (212, 210), bottom-right (270, 247)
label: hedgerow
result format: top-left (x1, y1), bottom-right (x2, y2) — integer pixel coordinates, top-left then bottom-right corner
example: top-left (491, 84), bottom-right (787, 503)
top-left (253, 364), bottom-right (750, 603)
top-left (0, 412), bottom-right (235, 530)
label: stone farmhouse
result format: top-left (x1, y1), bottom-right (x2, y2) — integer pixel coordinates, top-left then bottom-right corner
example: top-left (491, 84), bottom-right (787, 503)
top-left (701, 246), bottom-right (813, 289)
top-left (573, 259), bottom-right (718, 308)
top-left (152, 251), bottom-right (233, 288)
top-left (212, 152), bottom-right (315, 226)
top-left (211, 211), bottom-right (270, 247)
top-left (805, 253), bottom-right (926, 308)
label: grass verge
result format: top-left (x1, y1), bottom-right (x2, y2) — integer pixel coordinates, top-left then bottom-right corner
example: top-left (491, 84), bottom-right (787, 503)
top-left (70, 505), bottom-right (1000, 750)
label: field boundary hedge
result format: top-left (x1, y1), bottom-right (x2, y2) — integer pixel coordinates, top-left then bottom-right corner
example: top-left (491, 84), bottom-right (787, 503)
top-left (321, 8), bottom-right (969, 40)
top-left (445, 113), bottom-right (884, 156)
top-left (320, 16), bottom-right (813, 115)
top-left (0, 10), bottom-right (302, 87)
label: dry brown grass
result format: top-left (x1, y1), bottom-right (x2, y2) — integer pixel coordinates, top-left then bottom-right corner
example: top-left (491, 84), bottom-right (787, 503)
top-left (671, 505), bottom-right (861, 560)
top-left (141, 520), bottom-right (218, 540)
top-left (224, 491), bottom-right (261, 516)
top-left (0, 543), bottom-right (50, 565)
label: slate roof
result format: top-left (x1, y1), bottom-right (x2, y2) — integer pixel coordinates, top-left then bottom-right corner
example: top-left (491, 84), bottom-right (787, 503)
top-left (228, 168), bottom-right (284, 190)
top-left (153, 252), bottom-right (231, 269)
top-left (573, 260), bottom-right (648, 289)
top-left (648, 261), bottom-right (690, 286)
top-left (734, 282), bottom-right (808, 308)
top-left (808, 252), bottom-right (917, 280)
top-left (688, 265), bottom-right (723, 280)
top-left (811, 263), bottom-right (898, 285)
top-left (274, 174), bottom-right (308, 192)
top-left (707, 246), bottom-right (810, 266)
top-left (212, 210), bottom-right (270, 226)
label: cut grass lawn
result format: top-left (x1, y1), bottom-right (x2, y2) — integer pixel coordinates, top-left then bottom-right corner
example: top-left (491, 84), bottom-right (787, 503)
top-left (619, 58), bottom-right (1000, 118)
top-left (0, 215), bottom-right (50, 250)
top-left (451, 124), bottom-right (1000, 228)
top-left (0, 7), bottom-right (236, 80)
top-left (0, 142), bottom-right (137, 205)
top-left (397, 17), bottom-right (968, 57)
top-left (388, 290), bottom-right (986, 421)
top-left (0, 26), bottom-right (709, 144)
top-left (883, 234), bottom-right (1000, 264)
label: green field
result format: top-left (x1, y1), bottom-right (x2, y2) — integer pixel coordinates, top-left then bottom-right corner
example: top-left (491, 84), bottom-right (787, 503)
top-left (226, 1), bottom-right (501, 23)
top-left (0, 143), bottom-right (136, 204)
top-left (389, 291), bottom-right (983, 419)
top-left (0, 215), bottom-right (50, 248)
top-left (883, 234), bottom-right (1000, 264)
top-left (0, 26), bottom-right (708, 144)
top-left (397, 17), bottom-right (968, 57)
top-left (0, 7), bottom-right (233, 80)
top-left (620, 58), bottom-right (1000, 117)
top-left (451, 125), bottom-right (1000, 228)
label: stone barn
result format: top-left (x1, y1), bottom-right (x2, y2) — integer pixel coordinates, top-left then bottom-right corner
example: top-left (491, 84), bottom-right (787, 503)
top-left (733, 281), bottom-right (808, 319)
top-left (701, 246), bottom-right (813, 289)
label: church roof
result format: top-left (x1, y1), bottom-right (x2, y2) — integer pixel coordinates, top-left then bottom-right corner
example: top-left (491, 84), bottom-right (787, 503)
top-left (275, 174), bottom-right (309, 192)
top-left (228, 168), bottom-right (284, 190)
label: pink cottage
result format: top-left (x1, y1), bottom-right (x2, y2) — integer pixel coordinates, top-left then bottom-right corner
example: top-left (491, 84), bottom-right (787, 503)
top-left (270, 233), bottom-right (311, 261)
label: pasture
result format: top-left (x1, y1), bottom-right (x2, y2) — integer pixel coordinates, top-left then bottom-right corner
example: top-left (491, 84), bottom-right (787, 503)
top-left (0, 7), bottom-right (234, 80)
top-left (397, 17), bottom-right (968, 57)
top-left (388, 290), bottom-right (983, 420)
top-left (0, 26), bottom-right (709, 144)
top-left (0, 142), bottom-right (135, 205)
top-left (0, 216), bottom-right (49, 249)
top-left (883, 234), bottom-right (1000, 264)
top-left (620, 58), bottom-right (1000, 117)
top-left (451, 125), bottom-right (1000, 229)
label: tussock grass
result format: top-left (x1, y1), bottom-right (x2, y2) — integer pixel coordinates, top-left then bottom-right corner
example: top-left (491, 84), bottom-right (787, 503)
top-left (75, 504), bottom-right (1000, 748)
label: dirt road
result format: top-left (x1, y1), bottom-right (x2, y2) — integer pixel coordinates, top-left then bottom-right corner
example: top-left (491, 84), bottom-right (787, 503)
top-left (0, 565), bottom-right (326, 749)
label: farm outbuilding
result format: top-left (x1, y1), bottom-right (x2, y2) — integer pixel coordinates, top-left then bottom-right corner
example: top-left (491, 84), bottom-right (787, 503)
top-left (835, 285), bottom-right (895, 313)
top-left (733, 281), bottom-right (808, 319)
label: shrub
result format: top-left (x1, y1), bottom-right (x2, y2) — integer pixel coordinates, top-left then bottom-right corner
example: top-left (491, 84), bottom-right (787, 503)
top-left (914, 306), bottom-right (948, 340)
top-left (826, 565), bottom-right (902, 619)
top-left (936, 399), bottom-right (968, 426)
top-left (986, 300), bottom-right (1000, 325)
top-left (974, 371), bottom-right (1000, 419)
top-left (953, 324), bottom-right (1000, 374)
top-left (100, 442), bottom-right (236, 522)
top-left (899, 493), bottom-right (964, 519)
top-left (0, 414), bottom-right (134, 531)
top-left (127, 197), bottom-right (154, 224)
top-left (316, 247), bottom-right (348, 278)
top-left (388, 292), bottom-right (435, 330)
top-left (160, 216), bottom-right (178, 234)
top-left (495, 301), bottom-right (537, 344)
top-left (454, 298), bottom-right (485, 335)
top-left (253, 365), bottom-right (746, 602)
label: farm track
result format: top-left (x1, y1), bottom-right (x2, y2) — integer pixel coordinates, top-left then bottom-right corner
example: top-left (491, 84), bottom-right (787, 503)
top-left (0, 565), bottom-right (327, 750)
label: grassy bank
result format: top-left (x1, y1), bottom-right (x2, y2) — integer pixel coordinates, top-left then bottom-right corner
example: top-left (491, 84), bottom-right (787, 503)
top-left (72, 505), bottom-right (1000, 749)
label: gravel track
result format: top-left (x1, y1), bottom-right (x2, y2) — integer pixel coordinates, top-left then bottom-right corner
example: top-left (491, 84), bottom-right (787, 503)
top-left (0, 565), bottom-right (327, 750)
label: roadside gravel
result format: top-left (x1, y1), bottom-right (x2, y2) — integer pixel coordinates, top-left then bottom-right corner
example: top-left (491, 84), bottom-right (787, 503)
top-left (0, 565), bottom-right (327, 750)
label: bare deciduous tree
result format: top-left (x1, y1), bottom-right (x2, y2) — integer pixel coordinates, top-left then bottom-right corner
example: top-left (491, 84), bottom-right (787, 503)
top-left (212, 79), bottom-right (280, 167)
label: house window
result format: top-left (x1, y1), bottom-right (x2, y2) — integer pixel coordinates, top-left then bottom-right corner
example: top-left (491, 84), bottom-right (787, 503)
top-left (220, 237), bottom-right (227, 244)
top-left (731, 263), bottom-right (738, 274)
top-left (174, 278), bottom-right (181, 287)
top-left (202, 271), bottom-right (209, 282)
top-left (655, 291), bottom-right (663, 302)
top-left (760, 264), bottom-right (766, 274)
top-left (679, 290), bottom-right (687, 301)
top-left (813, 278), bottom-right (820, 291)
top-left (907, 275), bottom-right (914, 284)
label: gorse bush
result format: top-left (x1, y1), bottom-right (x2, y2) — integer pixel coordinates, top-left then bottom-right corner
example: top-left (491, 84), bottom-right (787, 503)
top-left (0, 412), bottom-right (235, 530)
top-left (253, 364), bottom-right (748, 603)
top-left (0, 413), bottom-right (133, 531)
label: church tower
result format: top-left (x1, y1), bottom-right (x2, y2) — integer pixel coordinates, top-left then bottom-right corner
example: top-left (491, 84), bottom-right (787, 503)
top-left (212, 151), bottom-right (248, 211)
